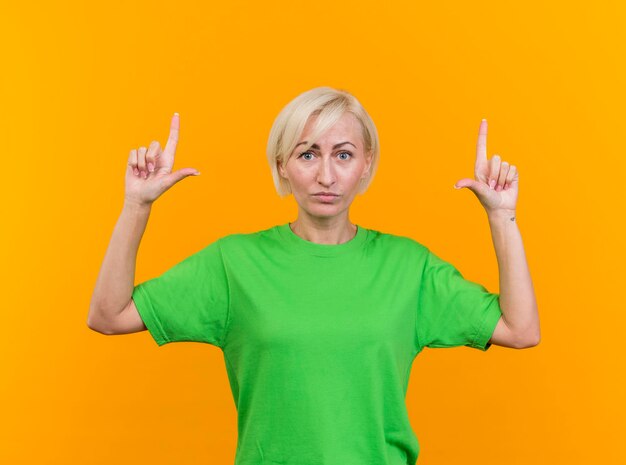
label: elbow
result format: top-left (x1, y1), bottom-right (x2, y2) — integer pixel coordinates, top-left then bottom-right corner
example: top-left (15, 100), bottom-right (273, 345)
top-left (87, 319), bottom-right (102, 334)
top-left (87, 308), bottom-right (112, 335)
top-left (87, 321), bottom-right (114, 335)
top-left (518, 331), bottom-right (541, 349)
top-left (86, 309), bottom-right (98, 332)
top-left (87, 301), bottom-right (101, 332)
top-left (87, 316), bottom-right (105, 334)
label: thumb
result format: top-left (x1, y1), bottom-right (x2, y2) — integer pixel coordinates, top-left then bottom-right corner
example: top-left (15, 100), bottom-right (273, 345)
top-left (454, 178), bottom-right (489, 197)
top-left (163, 168), bottom-right (201, 190)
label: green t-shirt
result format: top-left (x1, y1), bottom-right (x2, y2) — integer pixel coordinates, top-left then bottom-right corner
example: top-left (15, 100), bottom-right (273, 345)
top-left (132, 223), bottom-right (502, 465)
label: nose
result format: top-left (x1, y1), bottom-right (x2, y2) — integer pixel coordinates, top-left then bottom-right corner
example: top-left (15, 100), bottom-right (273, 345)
top-left (316, 157), bottom-right (336, 187)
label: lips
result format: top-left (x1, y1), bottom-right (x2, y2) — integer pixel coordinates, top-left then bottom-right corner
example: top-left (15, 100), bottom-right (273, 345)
top-left (313, 193), bottom-right (339, 202)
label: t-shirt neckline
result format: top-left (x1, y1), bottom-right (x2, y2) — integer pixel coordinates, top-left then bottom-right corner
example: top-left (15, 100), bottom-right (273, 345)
top-left (277, 222), bottom-right (368, 257)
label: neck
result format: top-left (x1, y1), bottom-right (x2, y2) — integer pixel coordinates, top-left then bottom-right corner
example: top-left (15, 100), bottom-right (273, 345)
top-left (289, 215), bottom-right (357, 245)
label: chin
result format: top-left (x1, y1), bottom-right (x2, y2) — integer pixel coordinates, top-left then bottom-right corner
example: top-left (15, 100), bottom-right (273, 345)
top-left (300, 202), bottom-right (339, 216)
top-left (311, 207), bottom-right (339, 216)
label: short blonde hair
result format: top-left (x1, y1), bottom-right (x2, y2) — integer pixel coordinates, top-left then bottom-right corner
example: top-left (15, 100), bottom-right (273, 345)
top-left (266, 86), bottom-right (380, 197)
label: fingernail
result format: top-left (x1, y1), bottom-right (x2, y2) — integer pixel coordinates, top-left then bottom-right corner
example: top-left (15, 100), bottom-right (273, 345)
top-left (489, 179), bottom-right (496, 189)
top-left (193, 172), bottom-right (201, 176)
top-left (148, 162), bottom-right (154, 172)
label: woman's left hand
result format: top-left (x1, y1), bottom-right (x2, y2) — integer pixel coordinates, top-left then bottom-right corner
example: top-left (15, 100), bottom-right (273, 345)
top-left (454, 119), bottom-right (519, 215)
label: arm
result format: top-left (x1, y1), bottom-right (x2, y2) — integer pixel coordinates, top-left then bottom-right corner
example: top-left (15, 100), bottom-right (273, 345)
top-left (455, 119), bottom-right (540, 349)
top-left (487, 210), bottom-right (540, 348)
top-left (87, 200), bottom-right (151, 334)
top-left (87, 113), bottom-right (199, 335)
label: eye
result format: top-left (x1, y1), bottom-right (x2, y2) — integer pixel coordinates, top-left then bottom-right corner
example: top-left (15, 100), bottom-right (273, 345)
top-left (297, 151), bottom-right (353, 160)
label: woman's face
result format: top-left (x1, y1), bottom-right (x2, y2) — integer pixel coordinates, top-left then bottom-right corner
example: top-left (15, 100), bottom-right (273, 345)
top-left (278, 112), bottom-right (372, 221)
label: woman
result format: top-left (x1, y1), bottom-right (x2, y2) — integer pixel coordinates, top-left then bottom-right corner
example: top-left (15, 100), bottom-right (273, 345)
top-left (88, 87), bottom-right (540, 464)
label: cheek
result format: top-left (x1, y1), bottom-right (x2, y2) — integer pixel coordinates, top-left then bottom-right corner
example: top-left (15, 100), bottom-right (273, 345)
top-left (290, 166), bottom-right (314, 182)
top-left (345, 167), bottom-right (365, 183)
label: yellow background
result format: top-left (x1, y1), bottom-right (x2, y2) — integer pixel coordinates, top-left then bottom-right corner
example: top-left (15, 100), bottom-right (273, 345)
top-left (1, 0), bottom-right (624, 464)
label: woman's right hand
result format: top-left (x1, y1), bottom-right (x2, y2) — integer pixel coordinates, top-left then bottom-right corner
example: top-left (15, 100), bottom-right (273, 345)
top-left (125, 113), bottom-right (200, 207)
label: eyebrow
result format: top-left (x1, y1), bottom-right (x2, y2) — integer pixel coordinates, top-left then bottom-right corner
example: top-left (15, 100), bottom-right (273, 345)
top-left (295, 141), bottom-right (357, 150)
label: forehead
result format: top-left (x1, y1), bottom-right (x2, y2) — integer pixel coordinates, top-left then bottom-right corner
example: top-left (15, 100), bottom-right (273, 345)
top-left (301, 112), bottom-right (361, 142)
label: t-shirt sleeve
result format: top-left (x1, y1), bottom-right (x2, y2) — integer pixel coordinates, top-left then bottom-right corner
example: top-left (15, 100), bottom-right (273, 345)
top-left (417, 248), bottom-right (502, 352)
top-left (131, 238), bottom-right (230, 348)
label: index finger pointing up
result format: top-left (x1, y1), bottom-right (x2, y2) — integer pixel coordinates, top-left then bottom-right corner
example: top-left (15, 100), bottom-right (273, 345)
top-left (476, 118), bottom-right (488, 168)
top-left (163, 112), bottom-right (180, 157)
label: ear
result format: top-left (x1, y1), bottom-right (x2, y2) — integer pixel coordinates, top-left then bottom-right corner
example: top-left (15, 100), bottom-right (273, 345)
top-left (277, 159), bottom-right (288, 179)
top-left (361, 151), bottom-right (373, 179)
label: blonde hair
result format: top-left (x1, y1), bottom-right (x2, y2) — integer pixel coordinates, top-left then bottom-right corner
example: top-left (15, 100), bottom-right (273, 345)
top-left (266, 86), bottom-right (380, 197)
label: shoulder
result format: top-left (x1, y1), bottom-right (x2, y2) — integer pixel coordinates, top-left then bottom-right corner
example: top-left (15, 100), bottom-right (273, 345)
top-left (362, 228), bottom-right (431, 268)
top-left (365, 227), bottom-right (430, 254)
top-left (213, 224), bottom-right (281, 256)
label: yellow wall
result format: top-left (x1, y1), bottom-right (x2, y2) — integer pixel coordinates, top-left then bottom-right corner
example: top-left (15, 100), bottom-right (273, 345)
top-left (1, 1), bottom-right (624, 464)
